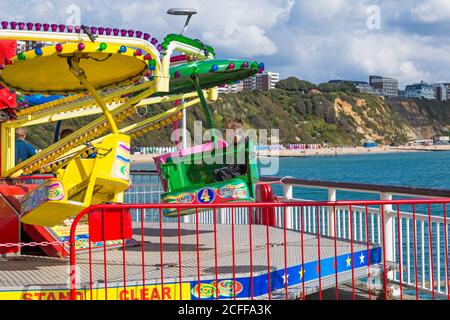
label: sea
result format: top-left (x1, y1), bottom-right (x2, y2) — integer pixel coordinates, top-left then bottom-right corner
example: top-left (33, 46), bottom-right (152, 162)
top-left (132, 151), bottom-right (450, 201)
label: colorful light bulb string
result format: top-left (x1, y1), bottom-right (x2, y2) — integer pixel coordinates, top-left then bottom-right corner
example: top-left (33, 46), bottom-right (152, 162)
top-left (0, 21), bottom-right (163, 52)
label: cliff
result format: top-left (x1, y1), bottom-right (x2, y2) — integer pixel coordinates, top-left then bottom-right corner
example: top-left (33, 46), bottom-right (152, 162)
top-left (25, 78), bottom-right (450, 149)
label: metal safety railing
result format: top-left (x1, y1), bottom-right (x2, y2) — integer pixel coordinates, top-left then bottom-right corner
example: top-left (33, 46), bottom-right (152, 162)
top-left (261, 177), bottom-right (450, 300)
top-left (1, 171), bottom-right (449, 300)
top-left (124, 171), bottom-right (450, 300)
top-left (68, 199), bottom-right (450, 300)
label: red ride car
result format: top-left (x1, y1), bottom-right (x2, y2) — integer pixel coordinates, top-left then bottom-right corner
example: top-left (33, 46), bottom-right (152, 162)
top-left (0, 40), bottom-right (17, 121)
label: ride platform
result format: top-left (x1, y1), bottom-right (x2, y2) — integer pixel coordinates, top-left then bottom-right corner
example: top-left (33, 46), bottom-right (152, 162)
top-left (0, 222), bottom-right (381, 300)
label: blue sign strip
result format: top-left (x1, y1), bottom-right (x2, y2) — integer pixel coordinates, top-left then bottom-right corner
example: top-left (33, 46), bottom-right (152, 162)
top-left (190, 247), bottom-right (382, 300)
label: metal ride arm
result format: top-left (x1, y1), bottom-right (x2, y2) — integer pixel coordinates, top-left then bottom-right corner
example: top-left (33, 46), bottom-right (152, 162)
top-left (36, 96), bottom-right (202, 174)
top-left (68, 56), bottom-right (119, 134)
top-left (1, 29), bottom-right (217, 176)
top-left (5, 82), bottom-right (156, 177)
top-left (13, 82), bottom-right (152, 127)
top-left (12, 40), bottom-right (216, 128)
top-left (39, 144), bottom-right (94, 174)
top-left (124, 97), bottom-right (201, 137)
top-left (0, 30), bottom-right (163, 176)
top-left (11, 83), bottom-right (206, 128)
top-left (6, 90), bottom-right (210, 177)
top-left (161, 40), bottom-right (214, 84)
top-left (191, 75), bottom-right (218, 149)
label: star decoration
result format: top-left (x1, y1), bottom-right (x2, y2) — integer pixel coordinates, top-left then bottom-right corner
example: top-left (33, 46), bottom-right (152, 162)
top-left (346, 256), bottom-right (352, 268)
top-left (299, 268), bottom-right (306, 279)
top-left (359, 252), bottom-right (365, 265)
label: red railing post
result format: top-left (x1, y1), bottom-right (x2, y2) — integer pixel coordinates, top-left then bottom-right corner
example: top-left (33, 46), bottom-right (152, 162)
top-left (444, 204), bottom-right (450, 300)
top-left (300, 206), bottom-right (306, 300)
top-left (412, 204), bottom-right (419, 300)
top-left (88, 209), bottom-right (93, 300)
top-left (349, 205), bottom-right (355, 300)
top-left (159, 208), bottom-right (165, 300)
top-left (333, 206), bottom-right (339, 300)
top-left (265, 208), bottom-right (272, 300)
top-left (231, 207), bottom-right (237, 300)
top-left (102, 208), bottom-right (108, 300)
top-left (283, 206), bottom-right (288, 300)
top-left (427, 204), bottom-right (435, 299)
top-left (213, 208), bottom-right (219, 300)
top-left (380, 204), bottom-right (389, 300)
top-left (121, 209), bottom-right (127, 295)
top-left (177, 208), bottom-right (183, 300)
top-left (396, 205), bottom-right (403, 300)
top-left (316, 206), bottom-right (322, 300)
top-left (195, 208), bottom-right (201, 300)
top-left (248, 206), bottom-right (254, 300)
top-left (365, 205), bottom-right (372, 300)
top-left (141, 208), bottom-right (146, 297)
top-left (69, 208), bottom-right (91, 300)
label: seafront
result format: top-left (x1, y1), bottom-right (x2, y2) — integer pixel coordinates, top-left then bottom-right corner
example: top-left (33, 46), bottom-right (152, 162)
top-left (131, 144), bottom-right (450, 164)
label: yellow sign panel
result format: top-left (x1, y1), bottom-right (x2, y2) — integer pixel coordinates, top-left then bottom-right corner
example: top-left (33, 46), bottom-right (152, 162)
top-left (0, 283), bottom-right (191, 300)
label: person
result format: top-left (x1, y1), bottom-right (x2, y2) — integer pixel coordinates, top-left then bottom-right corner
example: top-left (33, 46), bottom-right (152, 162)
top-left (59, 128), bottom-right (73, 140)
top-left (15, 128), bottom-right (37, 165)
top-left (225, 118), bottom-right (245, 145)
top-left (213, 118), bottom-right (248, 182)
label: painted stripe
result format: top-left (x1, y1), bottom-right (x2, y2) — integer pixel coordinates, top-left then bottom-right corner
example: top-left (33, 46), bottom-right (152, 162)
top-left (119, 144), bottom-right (130, 152)
top-left (116, 155), bottom-right (130, 163)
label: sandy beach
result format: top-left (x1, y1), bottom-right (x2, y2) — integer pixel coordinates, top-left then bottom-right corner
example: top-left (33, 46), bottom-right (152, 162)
top-left (131, 144), bottom-right (450, 164)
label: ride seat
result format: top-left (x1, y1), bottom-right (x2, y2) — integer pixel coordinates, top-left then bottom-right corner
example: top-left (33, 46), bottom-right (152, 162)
top-left (20, 134), bottom-right (131, 227)
top-left (159, 138), bottom-right (259, 217)
top-left (154, 139), bottom-right (228, 191)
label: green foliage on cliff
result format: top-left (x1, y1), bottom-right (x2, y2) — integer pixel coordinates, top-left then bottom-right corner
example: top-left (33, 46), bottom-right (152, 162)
top-left (275, 77), bottom-right (317, 92)
top-left (25, 77), bottom-right (449, 150)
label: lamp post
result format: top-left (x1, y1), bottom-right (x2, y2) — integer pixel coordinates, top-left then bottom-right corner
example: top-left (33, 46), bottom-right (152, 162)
top-left (167, 8), bottom-right (198, 150)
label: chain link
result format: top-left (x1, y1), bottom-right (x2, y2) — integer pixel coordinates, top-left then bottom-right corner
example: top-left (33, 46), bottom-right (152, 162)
top-left (0, 241), bottom-right (67, 248)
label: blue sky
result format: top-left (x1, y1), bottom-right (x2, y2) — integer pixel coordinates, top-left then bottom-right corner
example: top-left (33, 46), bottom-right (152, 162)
top-left (2, 0), bottom-right (450, 88)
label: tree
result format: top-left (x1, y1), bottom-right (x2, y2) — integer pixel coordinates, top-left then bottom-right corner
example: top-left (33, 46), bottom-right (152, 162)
top-left (318, 82), bottom-right (357, 93)
top-left (276, 77), bottom-right (317, 92)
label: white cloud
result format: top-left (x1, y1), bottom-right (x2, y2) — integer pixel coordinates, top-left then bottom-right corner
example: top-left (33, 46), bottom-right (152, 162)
top-left (287, 27), bottom-right (450, 87)
top-left (297, 0), bottom-right (346, 18)
top-left (411, 0), bottom-right (450, 23)
top-left (112, 0), bottom-right (294, 56)
top-left (2, 0), bottom-right (450, 87)
top-left (347, 33), bottom-right (434, 83)
top-left (0, 0), bottom-right (293, 56)
top-left (203, 25), bottom-right (277, 57)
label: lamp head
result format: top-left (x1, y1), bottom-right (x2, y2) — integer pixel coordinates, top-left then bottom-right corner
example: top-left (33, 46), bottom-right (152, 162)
top-left (167, 8), bottom-right (198, 35)
top-left (167, 8), bottom-right (197, 16)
